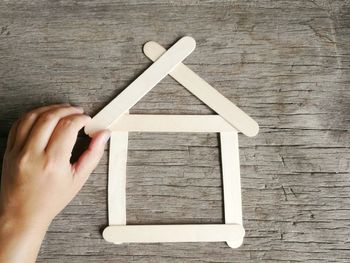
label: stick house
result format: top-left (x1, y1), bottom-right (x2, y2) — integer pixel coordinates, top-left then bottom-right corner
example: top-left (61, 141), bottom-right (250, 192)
top-left (84, 36), bottom-right (259, 248)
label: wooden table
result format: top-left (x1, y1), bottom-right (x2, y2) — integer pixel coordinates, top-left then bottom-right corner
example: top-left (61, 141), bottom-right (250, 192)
top-left (0, 1), bottom-right (349, 262)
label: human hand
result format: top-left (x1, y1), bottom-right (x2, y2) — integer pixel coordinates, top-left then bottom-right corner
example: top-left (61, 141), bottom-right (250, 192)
top-left (0, 104), bottom-right (110, 230)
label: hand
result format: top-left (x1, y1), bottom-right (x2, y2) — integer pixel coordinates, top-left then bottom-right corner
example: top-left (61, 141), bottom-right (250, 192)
top-left (0, 104), bottom-right (110, 263)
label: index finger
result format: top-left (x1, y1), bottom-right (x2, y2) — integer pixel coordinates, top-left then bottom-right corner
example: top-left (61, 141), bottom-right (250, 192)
top-left (45, 114), bottom-right (91, 161)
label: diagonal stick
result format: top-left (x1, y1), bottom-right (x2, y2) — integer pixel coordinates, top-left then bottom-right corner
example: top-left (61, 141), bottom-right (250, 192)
top-left (85, 36), bottom-right (196, 135)
top-left (143, 41), bottom-right (259, 137)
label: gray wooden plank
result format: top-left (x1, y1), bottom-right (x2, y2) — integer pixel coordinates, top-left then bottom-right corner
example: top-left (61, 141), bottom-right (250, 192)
top-left (0, 0), bottom-right (349, 262)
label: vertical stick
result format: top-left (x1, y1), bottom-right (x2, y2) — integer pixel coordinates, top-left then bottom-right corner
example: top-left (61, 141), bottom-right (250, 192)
top-left (108, 131), bottom-right (129, 226)
top-left (220, 132), bottom-right (244, 248)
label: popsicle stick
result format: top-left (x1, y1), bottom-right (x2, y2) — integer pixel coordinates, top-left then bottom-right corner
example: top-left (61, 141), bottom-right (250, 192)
top-left (103, 224), bottom-right (245, 244)
top-left (220, 132), bottom-right (244, 248)
top-left (143, 41), bottom-right (259, 137)
top-left (85, 36), bottom-right (196, 135)
top-left (110, 114), bottom-right (237, 133)
top-left (108, 131), bottom-right (128, 226)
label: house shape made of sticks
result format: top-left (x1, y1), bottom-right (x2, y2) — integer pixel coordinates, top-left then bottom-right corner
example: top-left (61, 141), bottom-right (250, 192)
top-left (84, 36), bottom-right (259, 248)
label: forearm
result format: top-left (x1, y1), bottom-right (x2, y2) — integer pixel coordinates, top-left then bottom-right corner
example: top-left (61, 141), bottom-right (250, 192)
top-left (0, 104), bottom-right (109, 262)
top-left (0, 212), bottom-right (48, 263)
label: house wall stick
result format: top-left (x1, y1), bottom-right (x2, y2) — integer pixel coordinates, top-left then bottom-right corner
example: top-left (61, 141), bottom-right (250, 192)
top-left (103, 224), bottom-right (245, 244)
top-left (108, 131), bottom-right (128, 227)
top-left (85, 36), bottom-right (196, 136)
top-left (220, 132), bottom-right (244, 248)
top-left (110, 114), bottom-right (237, 133)
top-left (143, 41), bottom-right (259, 137)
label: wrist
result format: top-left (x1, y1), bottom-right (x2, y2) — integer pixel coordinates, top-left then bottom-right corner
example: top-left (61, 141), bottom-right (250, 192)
top-left (0, 209), bottom-right (50, 238)
top-left (0, 208), bottom-right (49, 263)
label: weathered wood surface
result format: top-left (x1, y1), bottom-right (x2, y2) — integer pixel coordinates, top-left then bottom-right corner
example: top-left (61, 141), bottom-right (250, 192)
top-left (0, 0), bottom-right (349, 262)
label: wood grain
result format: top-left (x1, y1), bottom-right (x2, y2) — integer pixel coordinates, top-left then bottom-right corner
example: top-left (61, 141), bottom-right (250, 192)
top-left (0, 0), bottom-right (349, 262)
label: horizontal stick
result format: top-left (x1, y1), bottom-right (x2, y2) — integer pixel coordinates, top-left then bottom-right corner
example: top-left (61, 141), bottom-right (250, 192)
top-left (110, 114), bottom-right (237, 132)
top-left (103, 224), bottom-right (245, 244)
top-left (143, 41), bottom-right (259, 137)
top-left (84, 36), bottom-right (196, 135)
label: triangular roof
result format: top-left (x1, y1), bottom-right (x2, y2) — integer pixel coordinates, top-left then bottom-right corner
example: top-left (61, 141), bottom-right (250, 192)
top-left (85, 36), bottom-right (259, 137)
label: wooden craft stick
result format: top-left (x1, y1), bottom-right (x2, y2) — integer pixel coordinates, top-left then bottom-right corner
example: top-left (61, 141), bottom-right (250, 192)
top-left (103, 224), bottom-right (245, 244)
top-left (220, 132), bottom-right (244, 248)
top-left (143, 41), bottom-right (259, 137)
top-left (108, 131), bottom-right (128, 226)
top-left (84, 36), bottom-right (196, 135)
top-left (110, 114), bottom-right (237, 133)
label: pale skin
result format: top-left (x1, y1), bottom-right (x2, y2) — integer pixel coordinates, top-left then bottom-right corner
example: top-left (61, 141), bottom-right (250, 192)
top-left (0, 104), bottom-right (110, 263)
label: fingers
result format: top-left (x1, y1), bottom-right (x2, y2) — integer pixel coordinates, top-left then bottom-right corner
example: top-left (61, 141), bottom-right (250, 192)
top-left (45, 114), bottom-right (92, 160)
top-left (12, 104), bottom-right (70, 152)
top-left (25, 106), bottom-right (84, 152)
top-left (72, 130), bottom-right (110, 190)
top-left (5, 120), bottom-right (19, 152)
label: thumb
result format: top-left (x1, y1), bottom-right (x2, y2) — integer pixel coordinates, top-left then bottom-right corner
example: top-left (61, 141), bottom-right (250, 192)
top-left (72, 130), bottom-right (110, 190)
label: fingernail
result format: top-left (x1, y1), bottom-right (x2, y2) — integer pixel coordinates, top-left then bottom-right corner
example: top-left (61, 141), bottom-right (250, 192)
top-left (101, 131), bottom-right (111, 144)
top-left (83, 115), bottom-right (92, 124)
